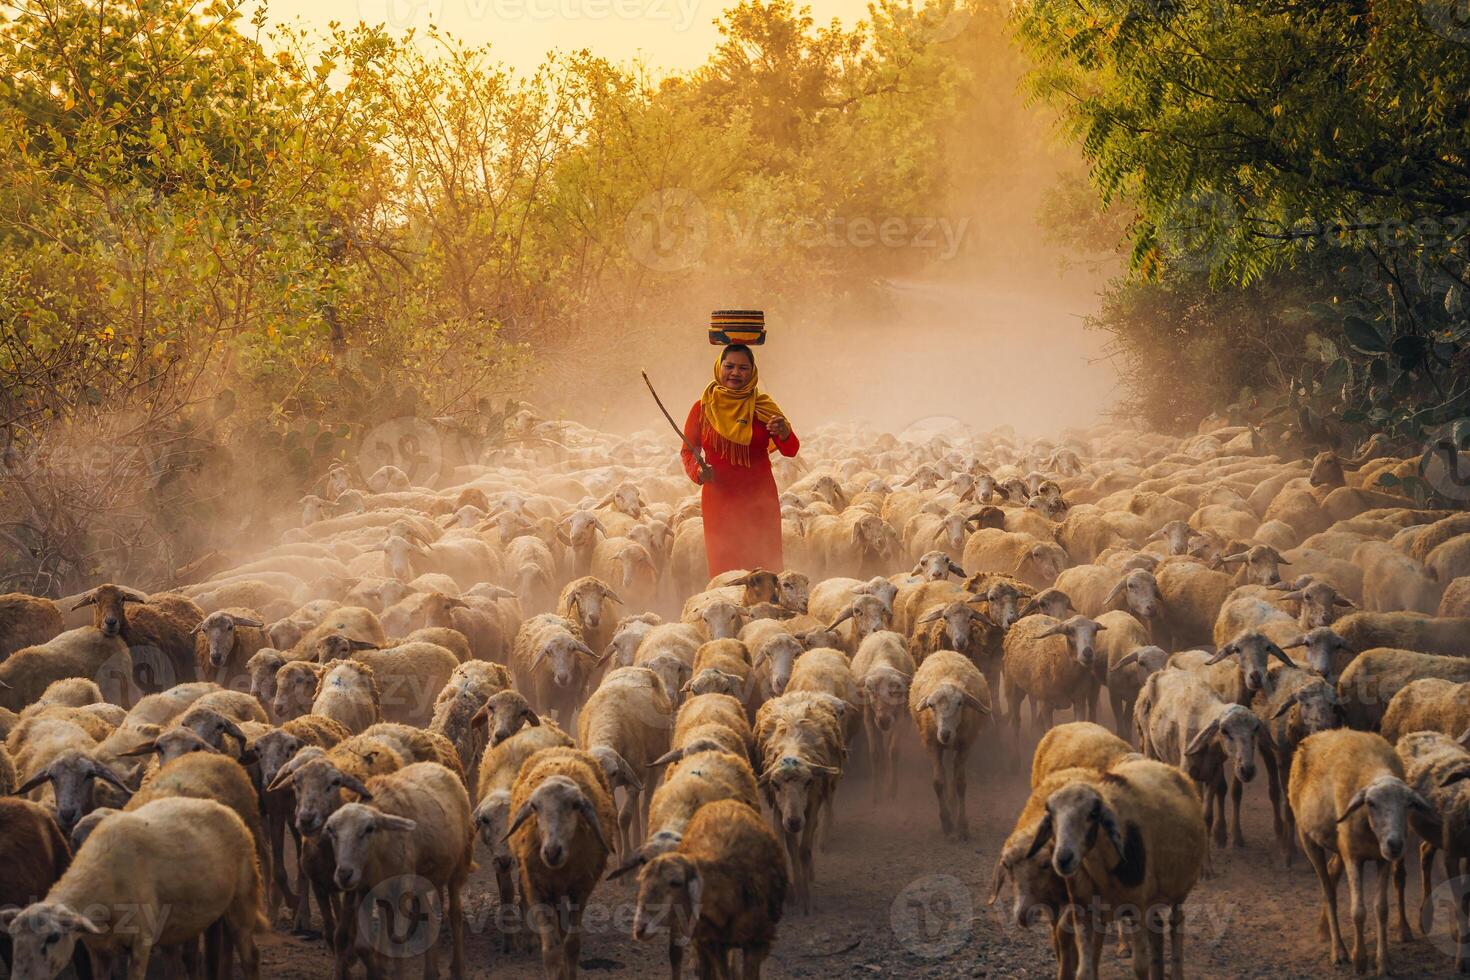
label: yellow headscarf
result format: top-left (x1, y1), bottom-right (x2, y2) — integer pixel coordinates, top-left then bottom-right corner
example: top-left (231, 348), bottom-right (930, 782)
top-left (700, 352), bottom-right (787, 466)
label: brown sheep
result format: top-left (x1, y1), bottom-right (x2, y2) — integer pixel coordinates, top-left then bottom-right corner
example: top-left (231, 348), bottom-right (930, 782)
top-left (908, 651), bottom-right (991, 840)
top-left (632, 799), bottom-right (786, 979)
top-left (192, 607), bottom-right (267, 690)
top-left (507, 746), bottom-right (618, 980)
top-left (0, 798), bottom-right (74, 973)
top-left (0, 593), bottom-right (63, 660)
top-left (72, 584), bottom-right (205, 697)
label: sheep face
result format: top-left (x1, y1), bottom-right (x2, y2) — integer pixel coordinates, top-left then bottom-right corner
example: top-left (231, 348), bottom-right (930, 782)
top-left (1286, 681), bottom-right (1340, 735)
top-left (1187, 705), bottom-right (1267, 783)
top-left (763, 756), bottom-right (826, 835)
top-left (177, 707), bottom-right (246, 756)
top-left (490, 510), bottom-right (534, 544)
top-left (643, 656), bottom-right (692, 710)
top-left (701, 601), bottom-right (745, 641)
top-left (1215, 631), bottom-right (1291, 693)
top-left (1115, 645), bottom-right (1170, 683)
top-left (567, 582), bottom-right (618, 631)
top-left (1309, 451), bottom-right (1346, 489)
top-left (1151, 521), bottom-right (1193, 556)
top-left (609, 484), bottom-right (644, 518)
top-left (512, 775), bottom-right (609, 869)
top-left (273, 662), bottom-right (321, 721)
top-left (253, 730), bottom-right (305, 786)
top-left (777, 572), bottom-right (810, 614)
top-left (607, 620), bottom-right (656, 668)
top-left (1279, 580), bottom-right (1353, 629)
top-left (1038, 783), bottom-right (1124, 879)
top-left (916, 681), bottom-right (987, 746)
top-left (289, 759), bottom-right (369, 837)
top-left (756, 636), bottom-right (803, 696)
top-left (734, 570), bottom-right (780, 605)
top-left (853, 577), bottom-right (899, 613)
top-left (247, 652), bottom-right (286, 710)
top-left (1110, 570), bottom-right (1163, 621)
top-left (153, 727), bottom-right (222, 766)
top-left (971, 475), bottom-right (1003, 503)
top-left (3, 902), bottom-right (100, 979)
top-left (1282, 627), bottom-right (1354, 683)
top-left (1221, 545), bottom-right (1287, 586)
top-left (989, 846), bottom-right (1063, 931)
top-left (418, 592), bottom-right (467, 630)
top-left (831, 594), bottom-right (892, 645)
top-left (913, 551), bottom-right (963, 583)
top-left (71, 582), bottom-right (148, 638)
top-left (478, 691), bottom-right (540, 747)
top-left (616, 545), bottom-right (655, 590)
top-left (324, 802), bottom-right (417, 890)
top-left (920, 601), bottom-right (991, 655)
top-left (195, 611), bottom-right (260, 669)
top-left (983, 583), bottom-right (1025, 630)
top-left (562, 510), bottom-right (604, 549)
top-left (531, 634), bottom-right (595, 691)
top-left (685, 669), bottom-right (742, 699)
top-left (473, 790), bottom-right (516, 871)
top-left (1039, 616), bottom-right (1107, 668)
top-left (69, 808), bottom-right (117, 852)
top-left (862, 667), bottom-right (911, 732)
top-left (632, 853), bottom-right (701, 942)
top-left (379, 534), bottom-right (425, 582)
top-left (22, 752), bottom-right (127, 834)
top-left (849, 514), bottom-right (893, 561)
top-left (588, 746), bottom-right (642, 793)
top-left (1342, 777), bottom-right (1433, 862)
top-left (1028, 495), bottom-right (1067, 522)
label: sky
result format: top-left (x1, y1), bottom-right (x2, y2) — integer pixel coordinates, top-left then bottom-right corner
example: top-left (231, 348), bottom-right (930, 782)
top-left (240, 0), bottom-right (879, 74)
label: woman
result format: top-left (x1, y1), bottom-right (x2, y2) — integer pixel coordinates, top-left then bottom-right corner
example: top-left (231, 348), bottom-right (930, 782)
top-left (681, 344), bottom-right (799, 576)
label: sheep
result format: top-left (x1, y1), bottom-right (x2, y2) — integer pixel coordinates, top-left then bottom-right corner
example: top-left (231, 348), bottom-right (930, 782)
top-left (823, 593), bottom-right (893, 653)
top-left (908, 650), bottom-right (991, 840)
top-left (415, 590), bottom-right (517, 663)
top-left (429, 661), bottom-right (512, 778)
top-left (1289, 729), bottom-right (1435, 975)
top-left (18, 676), bottom-right (104, 717)
top-left (122, 748), bottom-right (273, 911)
top-left (2, 797), bottom-right (264, 980)
top-left (631, 799), bottom-right (786, 980)
top-left (1270, 575), bottom-right (1357, 628)
top-left (1135, 665), bottom-right (1271, 850)
top-left (604, 613), bottom-right (663, 668)
top-left (610, 749), bottom-right (760, 876)
top-left (1053, 565), bottom-right (1163, 629)
top-left (310, 658), bottom-right (382, 734)
top-left (1254, 666), bottom-right (1342, 858)
top-left (0, 627), bottom-right (131, 713)
top-left (0, 741), bottom-right (14, 795)
top-left (10, 715), bottom-right (127, 835)
top-left (1330, 610), bottom-right (1470, 658)
top-left (577, 665), bottom-right (675, 862)
top-left (1000, 614), bottom-right (1107, 735)
top-left (1440, 576), bottom-right (1470, 617)
top-left (590, 537), bottom-right (660, 612)
top-left (1096, 612), bottom-right (1166, 738)
top-left (1030, 721), bottom-right (1132, 787)
top-left (512, 614), bottom-right (599, 726)
top-left (908, 596), bottom-right (1002, 696)
top-left (1216, 543), bottom-right (1291, 586)
top-left (749, 632), bottom-right (805, 702)
top-left (1155, 560), bottom-right (1236, 648)
top-left (316, 635), bottom-right (458, 727)
top-left (1016, 587), bottom-right (1078, 620)
top-left (1336, 648), bottom-right (1470, 731)
top-left (472, 723), bottom-right (575, 947)
top-left (753, 692), bottom-right (845, 912)
top-left (1355, 541), bottom-right (1444, 613)
top-left (962, 529), bottom-right (1068, 591)
top-left (321, 762), bottom-right (473, 980)
top-left (1381, 677), bottom-right (1470, 743)
top-left (506, 746), bottom-right (618, 980)
top-left (804, 509), bottom-right (899, 578)
top-left (71, 584), bottom-right (204, 697)
top-left (0, 593), bottom-right (63, 659)
top-left (192, 607), bottom-right (267, 690)
top-left (807, 576), bottom-right (899, 627)
top-left (850, 631), bottom-right (914, 802)
top-left (1023, 757), bottom-right (1207, 980)
top-left (1394, 731), bottom-right (1470, 968)
top-left (557, 576), bottom-right (624, 661)
top-left (0, 798), bottom-right (75, 973)
top-left (664, 693), bottom-right (754, 763)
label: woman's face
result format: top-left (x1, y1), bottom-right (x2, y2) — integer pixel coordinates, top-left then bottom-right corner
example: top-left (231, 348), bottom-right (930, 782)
top-left (719, 351), bottom-right (753, 389)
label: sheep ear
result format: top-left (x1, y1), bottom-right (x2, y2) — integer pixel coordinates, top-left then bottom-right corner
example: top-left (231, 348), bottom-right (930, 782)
top-left (1113, 651), bottom-right (1139, 671)
top-left (190, 622), bottom-right (205, 635)
top-left (1337, 788), bottom-right (1369, 823)
top-left (1095, 801), bottom-right (1125, 857)
top-left (1333, 596), bottom-right (1357, 608)
top-left (522, 708), bottom-right (541, 728)
top-left (606, 851), bottom-right (648, 881)
top-left (502, 802), bottom-right (535, 842)
top-left (1267, 642), bottom-right (1294, 666)
top-left (576, 797), bottom-right (614, 855)
top-left (1270, 693), bottom-right (1300, 720)
top-left (71, 590), bottom-right (98, 609)
top-left (15, 766), bottom-right (53, 796)
top-left (651, 748), bottom-right (684, 767)
top-left (348, 639), bottom-right (378, 651)
top-left (1103, 579), bottom-right (1127, 607)
top-left (917, 608), bottom-right (943, 625)
top-left (1458, 727), bottom-right (1470, 751)
top-left (1279, 637), bottom-right (1306, 650)
top-left (377, 814), bottom-right (417, 833)
top-left (601, 586), bottom-right (624, 604)
top-left (826, 607), bottom-right (854, 630)
top-left (960, 691), bottom-right (991, 715)
top-left (340, 774), bottom-right (374, 801)
top-left (118, 742), bottom-right (159, 759)
top-left (233, 617), bottom-right (265, 629)
top-left (915, 694), bottom-right (935, 713)
top-left (1204, 644), bottom-right (1236, 665)
top-left (470, 705), bottom-right (489, 730)
top-left (1023, 812), bottom-right (1054, 859)
top-left (1438, 767), bottom-right (1470, 788)
top-left (985, 858), bottom-right (1009, 906)
top-left (1036, 622), bottom-right (1067, 638)
top-left (1184, 719), bottom-right (1221, 756)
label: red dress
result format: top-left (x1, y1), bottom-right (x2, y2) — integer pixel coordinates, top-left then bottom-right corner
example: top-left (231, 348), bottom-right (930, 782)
top-left (681, 402), bottom-right (800, 577)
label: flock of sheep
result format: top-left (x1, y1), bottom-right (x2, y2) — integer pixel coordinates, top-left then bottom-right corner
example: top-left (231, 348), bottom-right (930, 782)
top-left (1, 413), bottom-right (1470, 980)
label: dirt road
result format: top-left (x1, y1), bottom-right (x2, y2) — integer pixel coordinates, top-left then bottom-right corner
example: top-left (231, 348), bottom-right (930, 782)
top-left (259, 727), bottom-right (1467, 979)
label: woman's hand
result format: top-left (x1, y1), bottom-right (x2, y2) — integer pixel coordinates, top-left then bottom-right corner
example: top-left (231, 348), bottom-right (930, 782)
top-left (698, 462), bottom-right (716, 485)
top-left (769, 416), bottom-right (791, 440)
